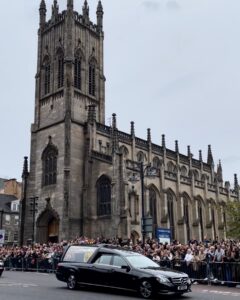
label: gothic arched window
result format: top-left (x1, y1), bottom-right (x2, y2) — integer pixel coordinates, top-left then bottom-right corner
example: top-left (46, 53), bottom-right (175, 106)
top-left (197, 199), bottom-right (204, 241)
top-left (194, 170), bottom-right (200, 180)
top-left (167, 161), bottom-right (175, 173)
top-left (211, 204), bottom-right (216, 238)
top-left (137, 151), bottom-right (145, 163)
top-left (74, 57), bottom-right (82, 90)
top-left (152, 157), bottom-right (160, 169)
top-left (97, 175), bottom-right (111, 216)
top-left (167, 192), bottom-right (175, 240)
top-left (89, 60), bottom-right (96, 96)
top-left (44, 58), bottom-right (51, 95)
top-left (149, 188), bottom-right (157, 230)
top-left (57, 51), bottom-right (64, 88)
top-left (181, 166), bottom-right (188, 176)
top-left (42, 139), bottom-right (58, 186)
top-left (119, 145), bottom-right (129, 158)
top-left (183, 196), bottom-right (190, 242)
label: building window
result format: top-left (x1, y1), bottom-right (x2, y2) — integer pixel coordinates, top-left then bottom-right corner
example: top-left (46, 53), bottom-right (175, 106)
top-left (5, 214), bottom-right (10, 225)
top-left (89, 62), bottom-right (96, 96)
top-left (14, 215), bottom-right (19, 225)
top-left (57, 55), bottom-right (64, 88)
top-left (183, 197), bottom-right (190, 242)
top-left (149, 188), bottom-right (157, 237)
top-left (4, 231), bottom-right (9, 242)
top-left (43, 151), bottom-right (57, 186)
top-left (137, 151), bottom-right (145, 163)
top-left (197, 200), bottom-right (204, 241)
top-left (97, 176), bottom-right (111, 216)
top-left (44, 61), bottom-right (51, 94)
top-left (167, 193), bottom-right (175, 240)
top-left (42, 140), bottom-right (58, 186)
top-left (167, 161), bottom-right (175, 173)
top-left (180, 166), bottom-right (188, 176)
top-left (14, 231), bottom-right (18, 242)
top-left (194, 170), bottom-right (200, 180)
top-left (152, 157), bottom-right (160, 169)
top-left (74, 57), bottom-right (81, 90)
top-left (12, 203), bottom-right (19, 212)
top-left (129, 192), bottom-right (139, 222)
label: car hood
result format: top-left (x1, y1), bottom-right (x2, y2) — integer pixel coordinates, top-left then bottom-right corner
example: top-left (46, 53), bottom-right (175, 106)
top-left (137, 267), bottom-right (188, 278)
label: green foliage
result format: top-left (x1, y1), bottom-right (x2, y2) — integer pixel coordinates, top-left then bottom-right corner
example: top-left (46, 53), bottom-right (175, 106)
top-left (225, 201), bottom-right (240, 239)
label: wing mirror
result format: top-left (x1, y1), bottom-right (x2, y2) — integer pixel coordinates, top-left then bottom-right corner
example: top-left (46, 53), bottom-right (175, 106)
top-left (121, 265), bottom-right (130, 272)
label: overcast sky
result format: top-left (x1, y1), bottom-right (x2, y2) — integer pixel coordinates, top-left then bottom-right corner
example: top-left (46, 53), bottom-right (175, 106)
top-left (0, 0), bottom-right (240, 185)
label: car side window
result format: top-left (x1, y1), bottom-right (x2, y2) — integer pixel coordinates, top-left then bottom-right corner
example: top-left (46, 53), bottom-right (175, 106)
top-left (63, 246), bottom-right (97, 262)
top-left (94, 254), bottom-right (112, 265)
top-left (112, 255), bottom-right (128, 268)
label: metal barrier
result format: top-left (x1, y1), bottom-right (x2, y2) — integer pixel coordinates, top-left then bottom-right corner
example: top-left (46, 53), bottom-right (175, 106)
top-left (157, 259), bottom-right (240, 286)
top-left (3, 256), bottom-right (59, 273)
top-left (3, 256), bottom-right (240, 287)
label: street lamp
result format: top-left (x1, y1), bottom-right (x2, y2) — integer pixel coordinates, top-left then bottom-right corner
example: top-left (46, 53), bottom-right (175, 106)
top-left (129, 162), bottom-right (158, 243)
top-left (30, 197), bottom-right (38, 245)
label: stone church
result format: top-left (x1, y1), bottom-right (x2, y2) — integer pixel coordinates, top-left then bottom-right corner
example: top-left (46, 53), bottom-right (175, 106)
top-left (20, 0), bottom-right (239, 245)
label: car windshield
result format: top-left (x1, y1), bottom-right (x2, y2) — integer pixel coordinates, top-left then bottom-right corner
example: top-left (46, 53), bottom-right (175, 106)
top-left (126, 254), bottom-right (160, 269)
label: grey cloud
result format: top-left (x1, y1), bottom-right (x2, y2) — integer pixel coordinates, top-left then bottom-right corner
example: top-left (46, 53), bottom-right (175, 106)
top-left (166, 0), bottom-right (181, 11)
top-left (142, 0), bottom-right (180, 12)
top-left (142, 0), bottom-right (161, 11)
top-left (157, 71), bottom-right (203, 99)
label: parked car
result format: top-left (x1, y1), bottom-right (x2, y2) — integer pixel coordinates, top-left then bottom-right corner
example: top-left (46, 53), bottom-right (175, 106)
top-left (56, 244), bottom-right (192, 299)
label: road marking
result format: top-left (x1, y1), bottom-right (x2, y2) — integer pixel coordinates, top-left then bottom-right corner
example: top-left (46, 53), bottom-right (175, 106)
top-left (0, 282), bottom-right (38, 287)
top-left (201, 289), bottom-right (240, 297)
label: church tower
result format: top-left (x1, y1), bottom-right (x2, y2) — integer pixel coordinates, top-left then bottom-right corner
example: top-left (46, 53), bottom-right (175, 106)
top-left (21, 0), bottom-right (105, 243)
top-left (21, 1), bottom-right (238, 246)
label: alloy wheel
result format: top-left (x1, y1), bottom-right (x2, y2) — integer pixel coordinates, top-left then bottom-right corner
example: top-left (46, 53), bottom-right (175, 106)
top-left (139, 280), bottom-right (153, 299)
top-left (67, 274), bottom-right (77, 290)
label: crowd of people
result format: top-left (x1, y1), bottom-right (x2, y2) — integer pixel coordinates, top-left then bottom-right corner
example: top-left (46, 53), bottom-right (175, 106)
top-left (0, 236), bottom-right (239, 284)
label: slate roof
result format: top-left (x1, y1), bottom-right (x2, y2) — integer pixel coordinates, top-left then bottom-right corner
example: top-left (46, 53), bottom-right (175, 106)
top-left (0, 194), bottom-right (18, 212)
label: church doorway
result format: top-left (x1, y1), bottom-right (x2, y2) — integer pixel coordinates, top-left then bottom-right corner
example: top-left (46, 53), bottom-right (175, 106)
top-left (36, 209), bottom-right (59, 244)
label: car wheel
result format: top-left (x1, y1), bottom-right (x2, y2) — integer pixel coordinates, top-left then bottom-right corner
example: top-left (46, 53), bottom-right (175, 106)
top-left (67, 274), bottom-right (77, 290)
top-left (139, 280), bottom-right (154, 299)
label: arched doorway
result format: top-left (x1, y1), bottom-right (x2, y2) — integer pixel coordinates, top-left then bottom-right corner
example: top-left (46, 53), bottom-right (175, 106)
top-left (36, 209), bottom-right (59, 243)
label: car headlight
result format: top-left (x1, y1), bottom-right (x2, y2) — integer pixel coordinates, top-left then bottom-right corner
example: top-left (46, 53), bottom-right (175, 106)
top-left (186, 278), bottom-right (191, 285)
top-left (156, 275), bottom-right (170, 283)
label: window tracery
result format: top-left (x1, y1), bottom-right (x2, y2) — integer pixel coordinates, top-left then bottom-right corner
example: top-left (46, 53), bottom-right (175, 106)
top-left (42, 141), bottom-right (58, 186)
top-left (97, 175), bottom-right (111, 216)
top-left (89, 60), bottom-right (96, 96)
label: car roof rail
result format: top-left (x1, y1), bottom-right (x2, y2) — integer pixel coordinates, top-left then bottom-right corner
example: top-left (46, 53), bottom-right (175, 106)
top-left (99, 244), bottom-right (134, 252)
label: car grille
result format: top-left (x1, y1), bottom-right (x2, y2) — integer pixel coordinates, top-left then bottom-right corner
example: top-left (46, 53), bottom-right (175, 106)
top-left (171, 277), bottom-right (188, 286)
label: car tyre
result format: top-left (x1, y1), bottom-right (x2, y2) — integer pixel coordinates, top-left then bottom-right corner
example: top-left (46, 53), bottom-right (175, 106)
top-left (139, 280), bottom-right (154, 299)
top-left (67, 274), bottom-right (77, 290)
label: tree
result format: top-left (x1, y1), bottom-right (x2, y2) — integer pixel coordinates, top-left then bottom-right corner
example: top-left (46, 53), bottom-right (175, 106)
top-left (225, 201), bottom-right (240, 239)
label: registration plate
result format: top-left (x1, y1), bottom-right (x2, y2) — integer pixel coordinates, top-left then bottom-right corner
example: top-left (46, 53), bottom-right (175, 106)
top-left (178, 285), bottom-right (187, 290)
